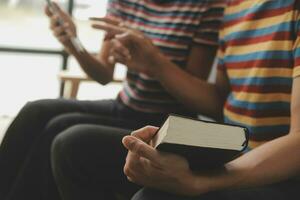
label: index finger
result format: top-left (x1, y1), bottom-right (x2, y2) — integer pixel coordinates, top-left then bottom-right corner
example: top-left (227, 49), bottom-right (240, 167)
top-left (91, 22), bottom-right (125, 36)
top-left (89, 17), bottom-right (121, 26)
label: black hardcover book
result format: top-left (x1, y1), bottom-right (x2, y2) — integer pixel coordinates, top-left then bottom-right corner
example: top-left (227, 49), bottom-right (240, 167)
top-left (152, 115), bottom-right (249, 170)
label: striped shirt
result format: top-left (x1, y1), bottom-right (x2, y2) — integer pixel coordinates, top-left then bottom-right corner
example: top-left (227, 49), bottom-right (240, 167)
top-left (106, 0), bottom-right (225, 114)
top-left (218, 0), bottom-right (300, 143)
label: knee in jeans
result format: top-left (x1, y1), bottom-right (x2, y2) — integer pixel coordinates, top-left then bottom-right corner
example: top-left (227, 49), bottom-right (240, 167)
top-left (44, 113), bottom-right (81, 134)
top-left (20, 99), bottom-right (56, 118)
top-left (51, 131), bottom-right (67, 165)
top-left (51, 125), bottom-right (87, 163)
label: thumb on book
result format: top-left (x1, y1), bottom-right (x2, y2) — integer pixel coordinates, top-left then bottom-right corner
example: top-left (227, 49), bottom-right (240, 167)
top-left (122, 136), bottom-right (159, 162)
top-left (130, 126), bottom-right (159, 143)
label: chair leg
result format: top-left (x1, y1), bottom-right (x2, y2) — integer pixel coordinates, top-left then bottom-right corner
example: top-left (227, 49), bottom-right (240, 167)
top-left (63, 80), bottom-right (80, 99)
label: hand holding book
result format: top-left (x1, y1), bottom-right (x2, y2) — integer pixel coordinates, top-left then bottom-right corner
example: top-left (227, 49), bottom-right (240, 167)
top-left (122, 127), bottom-right (202, 195)
top-left (152, 115), bottom-right (249, 170)
top-left (122, 115), bottom-right (248, 194)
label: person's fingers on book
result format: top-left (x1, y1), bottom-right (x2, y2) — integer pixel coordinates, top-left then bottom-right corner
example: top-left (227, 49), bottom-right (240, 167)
top-left (122, 136), bottom-right (160, 164)
top-left (124, 168), bottom-right (144, 186)
top-left (138, 156), bottom-right (161, 171)
top-left (125, 170), bottom-right (147, 186)
top-left (123, 144), bottom-right (160, 185)
top-left (124, 152), bottom-right (146, 183)
top-left (131, 126), bottom-right (158, 143)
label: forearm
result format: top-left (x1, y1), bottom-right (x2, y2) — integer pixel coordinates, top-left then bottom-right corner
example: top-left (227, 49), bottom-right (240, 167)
top-left (195, 133), bottom-right (300, 194)
top-left (71, 47), bottom-right (114, 85)
top-left (154, 55), bottom-right (223, 120)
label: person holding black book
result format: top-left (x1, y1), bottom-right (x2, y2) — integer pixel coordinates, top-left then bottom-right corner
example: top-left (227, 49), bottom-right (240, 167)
top-left (51, 0), bottom-right (300, 200)
top-left (0, 0), bottom-right (225, 200)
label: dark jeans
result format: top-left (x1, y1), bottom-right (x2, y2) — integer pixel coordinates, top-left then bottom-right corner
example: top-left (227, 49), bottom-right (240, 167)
top-left (51, 124), bottom-right (141, 200)
top-left (132, 180), bottom-right (300, 200)
top-left (0, 98), bottom-right (169, 200)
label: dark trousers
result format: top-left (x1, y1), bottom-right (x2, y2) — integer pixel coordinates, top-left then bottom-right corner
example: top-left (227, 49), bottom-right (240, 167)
top-left (132, 180), bottom-right (300, 200)
top-left (0, 98), bottom-right (168, 200)
top-left (51, 124), bottom-right (141, 200)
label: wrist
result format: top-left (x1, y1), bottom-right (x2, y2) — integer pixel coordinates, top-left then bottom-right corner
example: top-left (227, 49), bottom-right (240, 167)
top-left (67, 43), bottom-right (87, 56)
top-left (63, 37), bottom-right (84, 54)
top-left (194, 167), bottom-right (246, 195)
top-left (63, 42), bottom-right (77, 55)
top-left (71, 46), bottom-right (88, 62)
top-left (188, 172), bottom-right (215, 196)
top-left (149, 52), bottom-right (173, 79)
top-left (174, 171), bottom-right (212, 196)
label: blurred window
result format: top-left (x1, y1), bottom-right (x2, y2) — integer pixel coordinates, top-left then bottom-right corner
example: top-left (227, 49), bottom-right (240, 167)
top-left (0, 0), bottom-right (109, 116)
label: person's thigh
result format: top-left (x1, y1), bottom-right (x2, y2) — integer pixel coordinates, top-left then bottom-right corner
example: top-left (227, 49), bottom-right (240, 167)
top-left (132, 180), bottom-right (300, 200)
top-left (52, 124), bottom-right (140, 200)
top-left (0, 98), bottom-right (124, 199)
top-left (6, 111), bottom-right (144, 200)
top-left (0, 98), bottom-right (119, 160)
top-left (1, 97), bottom-right (165, 200)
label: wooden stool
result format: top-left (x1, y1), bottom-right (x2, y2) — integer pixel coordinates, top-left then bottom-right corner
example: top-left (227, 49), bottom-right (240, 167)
top-left (58, 71), bottom-right (123, 99)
